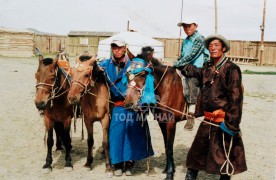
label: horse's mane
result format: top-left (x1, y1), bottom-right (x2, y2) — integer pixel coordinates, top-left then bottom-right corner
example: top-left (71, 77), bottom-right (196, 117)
top-left (42, 58), bottom-right (54, 65)
top-left (79, 55), bottom-right (92, 62)
top-left (151, 60), bottom-right (178, 82)
top-left (151, 57), bottom-right (163, 66)
top-left (92, 61), bottom-right (106, 84)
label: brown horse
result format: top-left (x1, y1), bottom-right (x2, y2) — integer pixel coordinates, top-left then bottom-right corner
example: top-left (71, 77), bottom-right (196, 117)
top-left (124, 58), bottom-right (188, 180)
top-left (34, 55), bottom-right (74, 172)
top-left (67, 56), bottom-right (112, 176)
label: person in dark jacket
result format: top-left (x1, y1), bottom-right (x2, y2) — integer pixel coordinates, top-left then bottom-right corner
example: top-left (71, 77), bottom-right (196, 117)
top-left (181, 34), bottom-right (247, 180)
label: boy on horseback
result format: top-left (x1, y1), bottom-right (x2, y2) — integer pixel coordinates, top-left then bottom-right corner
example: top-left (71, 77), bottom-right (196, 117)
top-left (173, 17), bottom-right (209, 130)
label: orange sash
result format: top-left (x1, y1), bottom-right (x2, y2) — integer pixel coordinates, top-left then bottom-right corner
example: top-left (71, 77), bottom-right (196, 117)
top-left (114, 101), bottom-right (124, 107)
top-left (204, 109), bottom-right (225, 123)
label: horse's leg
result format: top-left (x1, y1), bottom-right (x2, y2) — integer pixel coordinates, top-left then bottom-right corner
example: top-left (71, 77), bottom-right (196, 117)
top-left (43, 128), bottom-right (54, 171)
top-left (54, 122), bottom-right (63, 150)
top-left (158, 121), bottom-right (168, 173)
top-left (62, 123), bottom-right (73, 170)
top-left (101, 114), bottom-right (112, 176)
top-left (164, 120), bottom-right (176, 180)
top-left (84, 119), bottom-right (94, 169)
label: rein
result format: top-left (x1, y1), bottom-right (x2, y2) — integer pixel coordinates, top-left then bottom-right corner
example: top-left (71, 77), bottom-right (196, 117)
top-left (154, 65), bottom-right (168, 90)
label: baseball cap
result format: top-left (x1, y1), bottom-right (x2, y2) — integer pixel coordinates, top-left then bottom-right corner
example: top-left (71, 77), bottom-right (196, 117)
top-left (110, 36), bottom-right (126, 47)
top-left (177, 17), bottom-right (198, 27)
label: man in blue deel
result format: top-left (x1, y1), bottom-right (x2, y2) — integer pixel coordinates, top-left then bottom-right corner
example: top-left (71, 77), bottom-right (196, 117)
top-left (98, 37), bottom-right (154, 177)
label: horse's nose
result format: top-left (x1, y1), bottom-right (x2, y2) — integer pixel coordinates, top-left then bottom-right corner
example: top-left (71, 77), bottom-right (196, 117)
top-left (35, 101), bottom-right (47, 110)
top-left (68, 96), bottom-right (78, 105)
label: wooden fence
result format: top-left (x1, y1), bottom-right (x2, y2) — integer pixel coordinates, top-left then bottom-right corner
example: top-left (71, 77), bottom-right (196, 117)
top-left (2, 27), bottom-right (274, 65)
top-left (34, 35), bottom-right (67, 54)
top-left (0, 28), bottom-right (34, 57)
top-left (155, 38), bottom-right (276, 65)
top-left (227, 40), bottom-right (276, 65)
top-left (67, 31), bottom-right (117, 57)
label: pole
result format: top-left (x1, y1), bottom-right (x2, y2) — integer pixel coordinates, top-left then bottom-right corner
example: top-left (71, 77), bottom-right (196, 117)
top-left (178, 0), bottom-right (184, 56)
top-left (214, 0), bottom-right (218, 34)
top-left (127, 20), bottom-right (130, 31)
top-left (259, 0), bottom-right (266, 65)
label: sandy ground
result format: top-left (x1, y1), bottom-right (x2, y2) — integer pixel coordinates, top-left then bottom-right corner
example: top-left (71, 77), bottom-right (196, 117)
top-left (0, 56), bottom-right (275, 180)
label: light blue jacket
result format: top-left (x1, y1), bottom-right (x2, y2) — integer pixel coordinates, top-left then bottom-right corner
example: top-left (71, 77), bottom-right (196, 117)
top-left (177, 30), bottom-right (209, 68)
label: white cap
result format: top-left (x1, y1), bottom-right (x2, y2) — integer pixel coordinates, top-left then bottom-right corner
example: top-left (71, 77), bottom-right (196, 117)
top-left (110, 36), bottom-right (126, 47)
top-left (177, 17), bottom-right (198, 27)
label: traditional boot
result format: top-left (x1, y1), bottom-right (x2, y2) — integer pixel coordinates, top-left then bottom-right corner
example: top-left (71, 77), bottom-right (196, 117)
top-left (184, 104), bottom-right (195, 131)
top-left (125, 161), bottom-right (135, 176)
top-left (219, 174), bottom-right (231, 180)
top-left (185, 168), bottom-right (198, 180)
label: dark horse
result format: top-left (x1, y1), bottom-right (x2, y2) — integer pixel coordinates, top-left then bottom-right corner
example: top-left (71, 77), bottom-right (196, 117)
top-left (34, 55), bottom-right (74, 172)
top-left (67, 56), bottom-right (112, 177)
top-left (124, 57), bottom-right (188, 180)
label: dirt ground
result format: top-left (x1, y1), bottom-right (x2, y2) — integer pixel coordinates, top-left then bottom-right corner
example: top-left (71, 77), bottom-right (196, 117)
top-left (0, 56), bottom-right (275, 180)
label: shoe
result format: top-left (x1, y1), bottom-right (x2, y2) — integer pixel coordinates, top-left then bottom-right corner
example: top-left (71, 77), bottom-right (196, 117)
top-left (113, 162), bottom-right (123, 176)
top-left (125, 161), bottom-right (134, 176)
top-left (184, 115), bottom-right (194, 131)
top-left (125, 169), bottom-right (133, 176)
top-left (185, 104), bottom-right (196, 131)
top-left (113, 169), bottom-right (122, 176)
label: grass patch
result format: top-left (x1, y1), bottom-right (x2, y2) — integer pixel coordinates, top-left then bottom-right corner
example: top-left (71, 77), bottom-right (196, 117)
top-left (243, 69), bottom-right (276, 75)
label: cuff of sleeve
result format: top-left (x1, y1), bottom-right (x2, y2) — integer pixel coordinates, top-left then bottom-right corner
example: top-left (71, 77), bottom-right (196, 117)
top-left (219, 122), bottom-right (237, 136)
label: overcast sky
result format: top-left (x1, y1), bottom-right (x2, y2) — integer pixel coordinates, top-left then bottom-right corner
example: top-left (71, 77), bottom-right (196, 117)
top-left (0, 0), bottom-right (275, 41)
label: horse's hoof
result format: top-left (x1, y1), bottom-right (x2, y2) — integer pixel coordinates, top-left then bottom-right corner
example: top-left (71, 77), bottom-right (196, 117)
top-left (64, 166), bottom-right (73, 172)
top-left (164, 173), bottom-right (174, 180)
top-left (84, 163), bottom-right (92, 170)
top-left (42, 167), bottom-right (52, 174)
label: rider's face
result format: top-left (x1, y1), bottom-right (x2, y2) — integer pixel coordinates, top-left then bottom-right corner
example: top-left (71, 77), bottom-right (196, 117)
top-left (183, 23), bottom-right (198, 36)
top-left (208, 39), bottom-right (226, 59)
top-left (111, 45), bottom-right (126, 60)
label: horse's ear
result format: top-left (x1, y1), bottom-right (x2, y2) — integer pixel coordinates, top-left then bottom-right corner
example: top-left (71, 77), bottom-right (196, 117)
top-left (38, 55), bottom-right (44, 62)
top-left (76, 57), bottom-right (81, 63)
top-left (53, 55), bottom-right (59, 65)
top-left (88, 55), bottom-right (97, 66)
top-left (127, 48), bottom-right (135, 60)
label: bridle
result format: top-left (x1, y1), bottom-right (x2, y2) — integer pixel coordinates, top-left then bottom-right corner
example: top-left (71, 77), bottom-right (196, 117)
top-left (70, 64), bottom-right (94, 97)
top-left (36, 67), bottom-right (71, 106)
top-left (127, 71), bottom-right (146, 102)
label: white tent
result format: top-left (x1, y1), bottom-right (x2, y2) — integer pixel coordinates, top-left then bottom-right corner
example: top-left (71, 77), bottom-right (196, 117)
top-left (97, 31), bottom-right (164, 60)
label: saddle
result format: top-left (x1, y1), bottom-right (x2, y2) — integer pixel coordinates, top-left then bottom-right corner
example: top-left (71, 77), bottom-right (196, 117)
top-left (58, 60), bottom-right (72, 77)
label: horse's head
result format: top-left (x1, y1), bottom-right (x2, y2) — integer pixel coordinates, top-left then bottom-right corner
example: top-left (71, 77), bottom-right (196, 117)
top-left (34, 55), bottom-right (59, 110)
top-left (67, 55), bottom-right (97, 105)
top-left (124, 58), bottom-right (156, 111)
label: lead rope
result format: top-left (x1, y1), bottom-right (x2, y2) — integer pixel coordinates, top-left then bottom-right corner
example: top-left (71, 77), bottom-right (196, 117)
top-left (73, 105), bottom-right (78, 133)
top-left (81, 112), bottom-right (84, 141)
top-left (220, 133), bottom-right (234, 176)
top-left (141, 112), bottom-right (150, 176)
